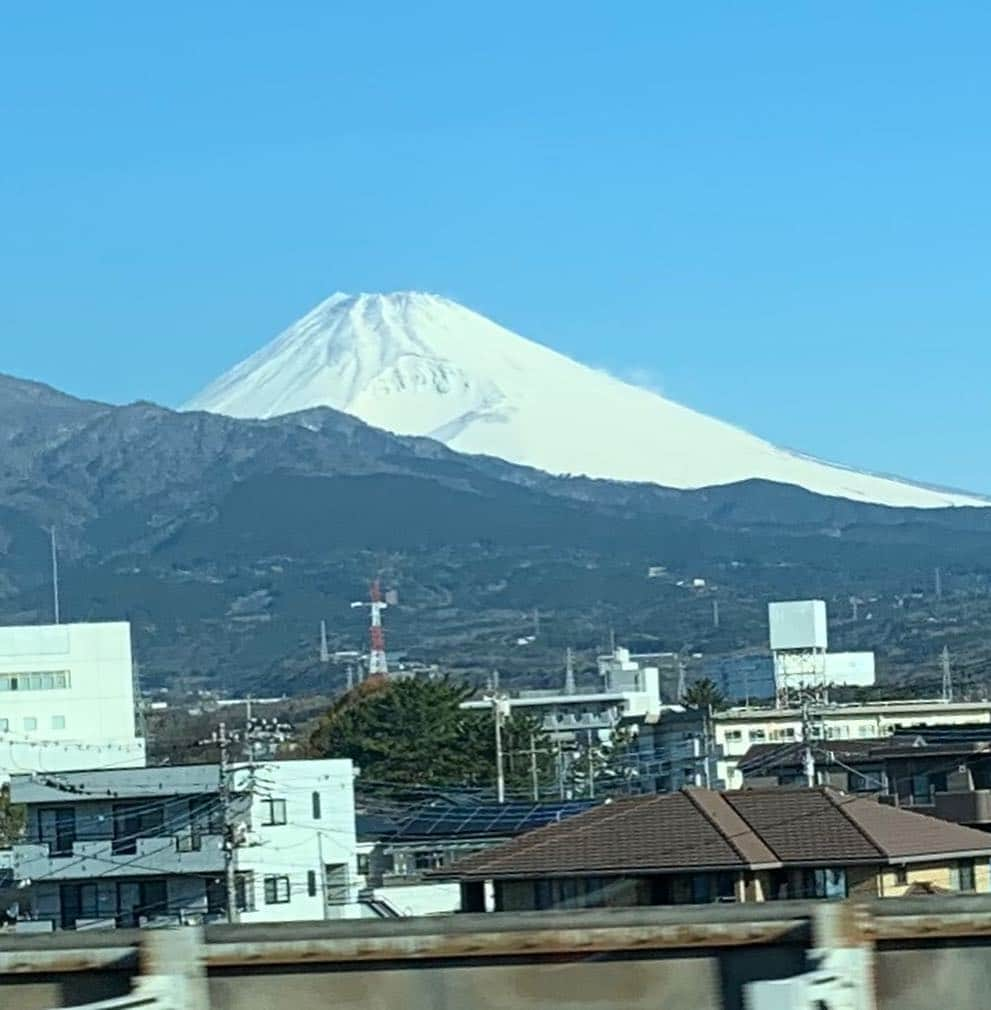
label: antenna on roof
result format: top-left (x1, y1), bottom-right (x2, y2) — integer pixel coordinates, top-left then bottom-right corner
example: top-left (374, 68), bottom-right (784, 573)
top-left (50, 527), bottom-right (61, 625)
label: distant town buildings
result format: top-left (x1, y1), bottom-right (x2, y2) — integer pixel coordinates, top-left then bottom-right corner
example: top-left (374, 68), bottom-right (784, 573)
top-left (460, 647), bottom-right (669, 741)
top-left (636, 698), bottom-right (991, 791)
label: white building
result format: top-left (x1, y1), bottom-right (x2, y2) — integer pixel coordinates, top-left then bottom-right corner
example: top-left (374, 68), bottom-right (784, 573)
top-left (0, 622), bottom-right (145, 782)
top-left (769, 600), bottom-right (875, 701)
top-left (461, 648), bottom-right (666, 740)
top-left (8, 758), bottom-right (361, 929)
top-left (637, 699), bottom-right (991, 792)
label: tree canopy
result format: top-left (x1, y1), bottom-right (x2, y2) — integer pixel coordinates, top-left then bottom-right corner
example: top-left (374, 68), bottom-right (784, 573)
top-left (682, 677), bottom-right (728, 710)
top-left (308, 676), bottom-right (555, 796)
top-left (0, 786), bottom-right (24, 846)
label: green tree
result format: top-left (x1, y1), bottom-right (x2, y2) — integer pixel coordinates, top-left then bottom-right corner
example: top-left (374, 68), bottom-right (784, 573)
top-left (0, 786), bottom-right (25, 846)
top-left (683, 677), bottom-right (727, 710)
top-left (308, 676), bottom-right (554, 797)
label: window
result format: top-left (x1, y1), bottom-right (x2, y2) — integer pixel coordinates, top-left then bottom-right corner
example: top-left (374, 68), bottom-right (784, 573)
top-left (307, 870), bottom-right (317, 897)
top-left (0, 671), bottom-right (70, 692)
top-left (724, 730), bottom-right (743, 742)
top-left (261, 798), bottom-right (287, 826)
top-left (311, 791), bottom-right (321, 820)
top-left (263, 875), bottom-right (291, 904)
top-left (804, 868), bottom-right (847, 899)
top-left (955, 860), bottom-right (976, 892)
top-left (325, 863), bottom-right (350, 905)
top-left (895, 866), bottom-right (908, 885)
top-left (749, 729), bottom-right (766, 742)
top-left (40, 807), bottom-right (77, 857)
top-left (23, 717), bottom-right (37, 731)
top-left (414, 850), bottom-right (443, 871)
top-left (357, 852), bottom-right (371, 876)
top-left (112, 802), bottom-right (165, 856)
top-left (234, 872), bottom-right (255, 912)
top-left (51, 715), bottom-right (66, 730)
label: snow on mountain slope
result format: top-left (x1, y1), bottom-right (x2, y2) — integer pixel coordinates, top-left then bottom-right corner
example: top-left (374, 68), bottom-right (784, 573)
top-left (184, 292), bottom-right (988, 509)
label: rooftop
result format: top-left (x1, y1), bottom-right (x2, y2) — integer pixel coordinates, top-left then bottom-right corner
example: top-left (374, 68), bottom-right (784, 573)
top-left (440, 787), bottom-right (991, 881)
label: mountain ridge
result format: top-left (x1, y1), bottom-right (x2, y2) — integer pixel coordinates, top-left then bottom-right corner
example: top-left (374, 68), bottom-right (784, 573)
top-left (184, 292), bottom-right (988, 510)
top-left (3, 371), bottom-right (991, 695)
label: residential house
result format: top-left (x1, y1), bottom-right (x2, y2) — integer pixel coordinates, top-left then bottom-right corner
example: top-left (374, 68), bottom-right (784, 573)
top-left (357, 798), bottom-right (596, 916)
top-left (739, 725), bottom-right (991, 829)
top-left (9, 759), bottom-right (360, 930)
top-left (438, 786), bottom-right (991, 912)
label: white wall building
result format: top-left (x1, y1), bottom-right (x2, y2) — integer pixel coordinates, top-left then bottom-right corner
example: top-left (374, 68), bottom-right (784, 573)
top-left (637, 699), bottom-right (991, 792)
top-left (768, 600), bottom-right (875, 700)
top-left (461, 647), bottom-right (666, 740)
top-left (0, 622), bottom-right (145, 782)
top-left (8, 758), bottom-right (360, 930)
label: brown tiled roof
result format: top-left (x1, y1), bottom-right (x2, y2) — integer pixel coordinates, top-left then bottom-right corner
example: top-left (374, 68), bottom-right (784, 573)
top-left (828, 790), bottom-right (991, 859)
top-left (442, 787), bottom-right (991, 881)
top-left (723, 788), bottom-right (879, 863)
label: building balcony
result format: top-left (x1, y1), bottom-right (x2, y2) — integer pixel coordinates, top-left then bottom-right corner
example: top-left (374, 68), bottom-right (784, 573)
top-left (934, 790), bottom-right (991, 827)
top-left (13, 834), bottom-right (226, 880)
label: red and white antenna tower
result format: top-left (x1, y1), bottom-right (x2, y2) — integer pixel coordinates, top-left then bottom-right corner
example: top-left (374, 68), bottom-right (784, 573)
top-left (351, 579), bottom-right (388, 675)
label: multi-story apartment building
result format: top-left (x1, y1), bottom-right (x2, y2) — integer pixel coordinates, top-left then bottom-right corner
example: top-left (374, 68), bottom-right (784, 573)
top-left (635, 699), bottom-right (991, 791)
top-left (9, 758), bottom-right (359, 930)
top-left (0, 622), bottom-right (146, 782)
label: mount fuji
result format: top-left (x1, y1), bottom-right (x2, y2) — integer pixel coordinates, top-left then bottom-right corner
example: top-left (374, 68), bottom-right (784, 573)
top-left (184, 292), bottom-right (986, 509)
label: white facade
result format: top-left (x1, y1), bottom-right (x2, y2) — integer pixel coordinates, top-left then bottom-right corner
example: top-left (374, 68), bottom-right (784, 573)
top-left (768, 600), bottom-right (828, 652)
top-left (8, 758), bottom-right (360, 929)
top-left (714, 700), bottom-right (991, 788)
top-left (0, 622), bottom-right (145, 782)
top-left (461, 648), bottom-right (664, 739)
top-left (233, 758), bottom-right (361, 923)
top-left (637, 699), bottom-right (991, 793)
top-left (767, 601), bottom-right (875, 699)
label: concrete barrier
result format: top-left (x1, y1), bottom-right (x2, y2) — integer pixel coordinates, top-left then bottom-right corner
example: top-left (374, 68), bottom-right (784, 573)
top-left (3, 897), bottom-right (991, 1010)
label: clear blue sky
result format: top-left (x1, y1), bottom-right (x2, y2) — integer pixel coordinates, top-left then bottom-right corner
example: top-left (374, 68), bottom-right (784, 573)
top-left (2, 3), bottom-right (989, 493)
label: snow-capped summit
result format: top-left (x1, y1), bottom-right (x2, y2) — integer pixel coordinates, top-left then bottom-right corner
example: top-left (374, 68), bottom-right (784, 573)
top-left (184, 292), bottom-right (987, 509)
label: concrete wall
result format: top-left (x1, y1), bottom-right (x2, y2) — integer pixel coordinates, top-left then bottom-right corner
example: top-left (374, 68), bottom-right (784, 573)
top-left (10, 899), bottom-right (991, 1010)
top-left (0, 622), bottom-right (144, 783)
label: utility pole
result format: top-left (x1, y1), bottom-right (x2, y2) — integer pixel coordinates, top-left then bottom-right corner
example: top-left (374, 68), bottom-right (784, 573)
top-left (942, 646), bottom-right (953, 703)
top-left (801, 700), bottom-right (816, 788)
top-left (218, 722), bottom-right (239, 924)
top-left (50, 527), bottom-right (60, 625)
top-left (586, 730), bottom-right (595, 799)
top-left (319, 620), bottom-right (330, 663)
top-left (712, 598), bottom-right (720, 629)
top-left (564, 647), bottom-right (576, 695)
top-left (489, 694), bottom-right (509, 804)
top-left (529, 733), bottom-right (539, 801)
top-left (556, 738), bottom-right (566, 799)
